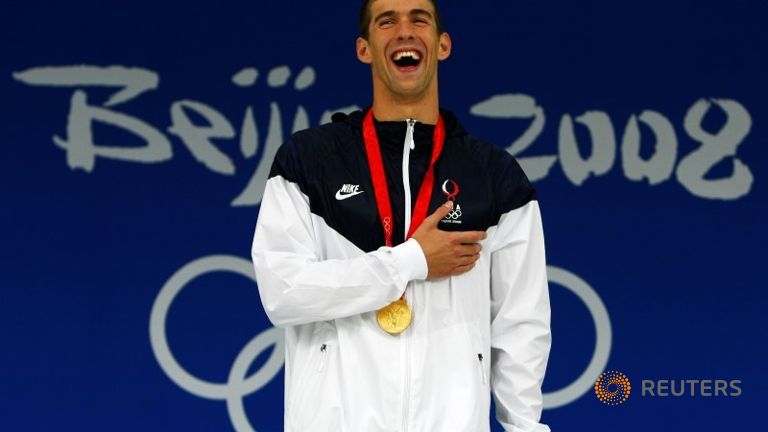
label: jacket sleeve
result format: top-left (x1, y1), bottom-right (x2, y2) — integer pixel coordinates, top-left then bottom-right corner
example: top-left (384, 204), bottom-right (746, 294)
top-left (486, 156), bottom-right (552, 431)
top-left (251, 141), bottom-right (427, 327)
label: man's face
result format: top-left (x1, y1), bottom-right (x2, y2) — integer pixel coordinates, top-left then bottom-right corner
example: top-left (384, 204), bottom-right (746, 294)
top-left (357, 0), bottom-right (451, 100)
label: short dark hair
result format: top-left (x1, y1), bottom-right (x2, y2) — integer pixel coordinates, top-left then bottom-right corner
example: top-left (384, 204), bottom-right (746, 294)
top-left (358, 0), bottom-right (444, 39)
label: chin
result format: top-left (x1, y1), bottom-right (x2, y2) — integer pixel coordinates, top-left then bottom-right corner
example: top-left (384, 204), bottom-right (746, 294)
top-left (391, 80), bottom-right (428, 96)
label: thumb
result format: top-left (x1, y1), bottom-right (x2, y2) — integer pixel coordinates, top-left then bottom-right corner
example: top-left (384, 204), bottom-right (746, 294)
top-left (426, 201), bottom-right (453, 225)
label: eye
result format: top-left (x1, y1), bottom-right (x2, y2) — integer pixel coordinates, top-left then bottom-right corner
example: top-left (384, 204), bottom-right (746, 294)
top-left (379, 19), bottom-right (395, 28)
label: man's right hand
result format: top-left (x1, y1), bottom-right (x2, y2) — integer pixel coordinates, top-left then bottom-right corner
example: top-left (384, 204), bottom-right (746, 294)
top-left (411, 201), bottom-right (487, 279)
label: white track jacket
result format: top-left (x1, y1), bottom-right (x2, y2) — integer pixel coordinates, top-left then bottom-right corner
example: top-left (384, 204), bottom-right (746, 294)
top-left (252, 109), bottom-right (551, 432)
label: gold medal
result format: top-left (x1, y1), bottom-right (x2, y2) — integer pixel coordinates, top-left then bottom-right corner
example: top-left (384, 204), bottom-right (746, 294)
top-left (377, 298), bottom-right (412, 335)
top-left (363, 110), bottom-right (442, 336)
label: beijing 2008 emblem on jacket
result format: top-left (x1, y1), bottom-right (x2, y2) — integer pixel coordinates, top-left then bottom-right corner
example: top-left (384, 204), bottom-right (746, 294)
top-left (252, 108), bottom-right (552, 432)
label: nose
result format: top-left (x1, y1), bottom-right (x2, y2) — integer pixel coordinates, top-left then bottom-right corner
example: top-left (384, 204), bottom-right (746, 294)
top-left (396, 21), bottom-right (415, 40)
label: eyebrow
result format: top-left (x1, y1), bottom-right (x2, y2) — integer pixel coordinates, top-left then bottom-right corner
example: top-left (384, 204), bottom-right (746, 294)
top-left (373, 9), bottom-right (434, 24)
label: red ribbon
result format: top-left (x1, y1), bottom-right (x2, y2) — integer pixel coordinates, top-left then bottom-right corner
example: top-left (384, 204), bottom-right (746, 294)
top-left (362, 110), bottom-right (445, 247)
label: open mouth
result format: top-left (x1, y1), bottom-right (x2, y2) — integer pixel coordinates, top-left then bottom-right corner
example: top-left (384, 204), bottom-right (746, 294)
top-left (391, 49), bottom-right (422, 70)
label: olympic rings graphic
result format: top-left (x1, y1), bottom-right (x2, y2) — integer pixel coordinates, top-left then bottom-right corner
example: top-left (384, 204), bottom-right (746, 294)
top-left (150, 257), bottom-right (612, 428)
top-left (543, 266), bottom-right (613, 409)
top-left (443, 204), bottom-right (462, 220)
top-left (149, 255), bottom-right (284, 432)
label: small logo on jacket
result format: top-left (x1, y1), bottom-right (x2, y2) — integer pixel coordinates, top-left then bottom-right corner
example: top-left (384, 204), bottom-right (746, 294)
top-left (335, 184), bottom-right (364, 200)
top-left (441, 179), bottom-right (462, 224)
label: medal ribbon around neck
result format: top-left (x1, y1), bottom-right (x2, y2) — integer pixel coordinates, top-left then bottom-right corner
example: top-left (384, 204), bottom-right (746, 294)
top-left (363, 109), bottom-right (445, 334)
top-left (362, 109), bottom-right (446, 247)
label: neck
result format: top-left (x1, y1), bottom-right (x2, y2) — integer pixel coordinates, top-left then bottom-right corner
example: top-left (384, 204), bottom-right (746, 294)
top-left (370, 82), bottom-right (440, 125)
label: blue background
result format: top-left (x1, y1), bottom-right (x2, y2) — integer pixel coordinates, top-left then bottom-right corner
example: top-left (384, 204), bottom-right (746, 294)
top-left (1, 0), bottom-right (765, 430)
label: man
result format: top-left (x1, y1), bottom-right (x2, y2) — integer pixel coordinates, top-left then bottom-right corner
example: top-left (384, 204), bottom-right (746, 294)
top-left (252, 0), bottom-right (551, 430)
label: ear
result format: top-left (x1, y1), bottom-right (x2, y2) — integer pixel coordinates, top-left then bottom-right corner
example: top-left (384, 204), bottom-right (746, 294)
top-left (437, 32), bottom-right (452, 61)
top-left (356, 37), bottom-right (373, 64)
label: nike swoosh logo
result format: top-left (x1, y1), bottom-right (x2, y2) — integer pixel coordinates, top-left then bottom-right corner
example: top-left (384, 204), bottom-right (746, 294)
top-left (335, 190), bottom-right (364, 200)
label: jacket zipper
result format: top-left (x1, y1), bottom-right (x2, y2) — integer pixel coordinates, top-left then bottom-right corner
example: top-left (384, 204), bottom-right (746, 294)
top-left (402, 322), bottom-right (413, 432)
top-left (402, 119), bottom-right (416, 238)
top-left (402, 119), bottom-right (416, 432)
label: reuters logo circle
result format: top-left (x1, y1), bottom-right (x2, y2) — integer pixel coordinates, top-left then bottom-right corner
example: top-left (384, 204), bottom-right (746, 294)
top-left (594, 371), bottom-right (631, 405)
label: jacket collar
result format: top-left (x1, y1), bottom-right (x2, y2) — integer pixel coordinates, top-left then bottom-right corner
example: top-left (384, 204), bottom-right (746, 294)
top-left (334, 107), bottom-right (468, 140)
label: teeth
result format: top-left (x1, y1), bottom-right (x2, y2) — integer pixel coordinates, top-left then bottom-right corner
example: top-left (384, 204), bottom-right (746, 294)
top-left (393, 50), bottom-right (420, 61)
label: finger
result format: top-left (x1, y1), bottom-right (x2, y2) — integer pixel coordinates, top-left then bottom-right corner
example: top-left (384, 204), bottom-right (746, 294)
top-left (451, 262), bottom-right (476, 275)
top-left (451, 230), bottom-right (487, 244)
top-left (455, 253), bottom-right (480, 266)
top-left (454, 244), bottom-right (481, 256)
top-left (425, 201), bottom-right (454, 225)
